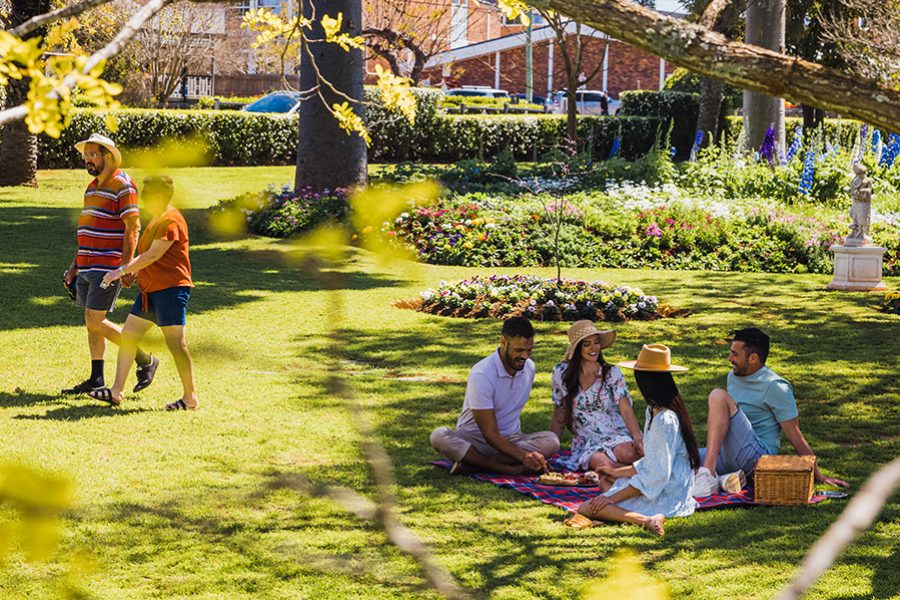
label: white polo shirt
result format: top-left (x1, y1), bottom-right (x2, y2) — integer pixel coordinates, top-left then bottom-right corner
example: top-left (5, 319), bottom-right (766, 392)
top-left (456, 349), bottom-right (536, 437)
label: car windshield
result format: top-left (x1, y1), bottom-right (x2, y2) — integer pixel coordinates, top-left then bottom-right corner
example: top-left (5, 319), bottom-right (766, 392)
top-left (448, 90), bottom-right (491, 97)
top-left (245, 94), bottom-right (298, 113)
top-left (577, 92), bottom-right (605, 102)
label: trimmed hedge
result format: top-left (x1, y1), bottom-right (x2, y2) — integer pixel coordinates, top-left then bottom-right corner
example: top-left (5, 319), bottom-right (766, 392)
top-left (618, 90), bottom-right (699, 158)
top-left (38, 109), bottom-right (298, 168)
top-left (38, 105), bottom-right (662, 167)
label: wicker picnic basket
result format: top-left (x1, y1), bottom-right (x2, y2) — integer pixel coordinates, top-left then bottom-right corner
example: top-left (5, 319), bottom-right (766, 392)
top-left (753, 455), bottom-right (816, 505)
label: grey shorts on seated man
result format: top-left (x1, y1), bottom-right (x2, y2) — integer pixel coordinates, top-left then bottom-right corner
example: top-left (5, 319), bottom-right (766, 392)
top-left (699, 408), bottom-right (767, 476)
top-left (430, 426), bottom-right (560, 463)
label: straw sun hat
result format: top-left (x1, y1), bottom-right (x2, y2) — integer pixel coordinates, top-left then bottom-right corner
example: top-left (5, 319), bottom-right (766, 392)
top-left (618, 344), bottom-right (688, 373)
top-left (563, 320), bottom-right (616, 361)
top-left (74, 133), bottom-right (122, 167)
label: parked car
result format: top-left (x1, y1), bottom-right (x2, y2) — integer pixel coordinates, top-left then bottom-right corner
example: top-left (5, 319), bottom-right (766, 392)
top-left (549, 90), bottom-right (620, 116)
top-left (446, 86), bottom-right (511, 100)
top-left (242, 91), bottom-right (301, 114)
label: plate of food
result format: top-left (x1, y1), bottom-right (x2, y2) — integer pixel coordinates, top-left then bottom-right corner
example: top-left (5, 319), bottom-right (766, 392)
top-left (536, 471), bottom-right (601, 487)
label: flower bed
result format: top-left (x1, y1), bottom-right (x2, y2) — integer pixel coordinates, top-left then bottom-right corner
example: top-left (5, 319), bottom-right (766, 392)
top-left (210, 186), bottom-right (349, 238)
top-left (880, 290), bottom-right (900, 316)
top-left (415, 275), bottom-right (670, 321)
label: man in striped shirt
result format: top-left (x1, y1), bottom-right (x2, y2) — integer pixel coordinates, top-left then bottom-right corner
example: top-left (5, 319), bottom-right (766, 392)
top-left (62, 134), bottom-right (159, 397)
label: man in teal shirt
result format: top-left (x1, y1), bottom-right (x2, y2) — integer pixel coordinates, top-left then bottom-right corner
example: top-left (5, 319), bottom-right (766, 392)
top-left (693, 328), bottom-right (849, 496)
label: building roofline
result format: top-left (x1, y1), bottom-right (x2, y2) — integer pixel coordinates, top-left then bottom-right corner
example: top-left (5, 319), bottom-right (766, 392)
top-left (425, 11), bottom-right (686, 69)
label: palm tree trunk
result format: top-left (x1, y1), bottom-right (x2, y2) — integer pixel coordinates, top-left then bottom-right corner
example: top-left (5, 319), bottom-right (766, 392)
top-left (0, 78), bottom-right (38, 187)
top-left (0, 0), bottom-right (49, 188)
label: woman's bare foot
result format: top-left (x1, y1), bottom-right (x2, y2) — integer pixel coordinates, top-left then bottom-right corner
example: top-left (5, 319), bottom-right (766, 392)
top-left (644, 514), bottom-right (666, 537)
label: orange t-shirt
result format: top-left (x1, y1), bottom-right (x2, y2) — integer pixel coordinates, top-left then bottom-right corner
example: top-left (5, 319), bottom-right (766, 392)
top-left (137, 208), bottom-right (193, 295)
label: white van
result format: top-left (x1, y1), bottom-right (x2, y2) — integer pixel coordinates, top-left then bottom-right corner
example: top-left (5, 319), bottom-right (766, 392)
top-left (550, 90), bottom-right (620, 116)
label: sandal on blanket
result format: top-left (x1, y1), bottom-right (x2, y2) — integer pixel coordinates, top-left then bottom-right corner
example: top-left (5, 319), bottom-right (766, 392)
top-left (88, 387), bottom-right (122, 406)
top-left (133, 355), bottom-right (160, 393)
top-left (563, 514), bottom-right (596, 530)
top-left (165, 399), bottom-right (197, 411)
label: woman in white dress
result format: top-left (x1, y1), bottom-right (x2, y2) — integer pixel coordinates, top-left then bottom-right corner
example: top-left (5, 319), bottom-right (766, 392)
top-left (577, 344), bottom-right (701, 537)
top-left (549, 320), bottom-right (643, 473)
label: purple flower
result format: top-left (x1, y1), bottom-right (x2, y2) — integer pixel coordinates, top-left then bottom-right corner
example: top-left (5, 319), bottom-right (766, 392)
top-left (645, 223), bottom-right (663, 237)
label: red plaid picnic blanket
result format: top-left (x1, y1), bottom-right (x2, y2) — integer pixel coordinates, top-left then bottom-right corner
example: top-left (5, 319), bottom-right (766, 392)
top-left (432, 452), bottom-right (825, 513)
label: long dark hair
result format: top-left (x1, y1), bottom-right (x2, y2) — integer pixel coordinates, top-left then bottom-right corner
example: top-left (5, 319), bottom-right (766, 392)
top-left (561, 343), bottom-right (610, 432)
top-left (633, 370), bottom-right (701, 471)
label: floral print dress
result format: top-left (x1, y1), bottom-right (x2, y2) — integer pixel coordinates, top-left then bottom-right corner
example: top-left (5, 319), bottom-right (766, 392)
top-left (551, 362), bottom-right (635, 471)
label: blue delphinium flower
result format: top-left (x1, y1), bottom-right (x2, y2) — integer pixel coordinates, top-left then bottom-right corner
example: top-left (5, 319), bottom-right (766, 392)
top-left (759, 127), bottom-right (776, 163)
top-left (609, 137), bottom-right (621, 159)
top-left (857, 124), bottom-right (868, 161)
top-left (880, 133), bottom-right (900, 168)
top-left (690, 130), bottom-right (704, 162)
top-left (784, 126), bottom-right (803, 165)
top-left (798, 150), bottom-right (815, 195)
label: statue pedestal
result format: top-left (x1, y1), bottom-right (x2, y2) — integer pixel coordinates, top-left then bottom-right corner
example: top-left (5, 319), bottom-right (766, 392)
top-left (827, 245), bottom-right (888, 291)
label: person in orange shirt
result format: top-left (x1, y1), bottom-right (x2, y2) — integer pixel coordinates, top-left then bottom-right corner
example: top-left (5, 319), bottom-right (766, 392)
top-left (90, 175), bottom-right (198, 410)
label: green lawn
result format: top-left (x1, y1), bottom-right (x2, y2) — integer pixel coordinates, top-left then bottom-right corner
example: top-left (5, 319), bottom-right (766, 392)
top-left (0, 168), bottom-right (898, 599)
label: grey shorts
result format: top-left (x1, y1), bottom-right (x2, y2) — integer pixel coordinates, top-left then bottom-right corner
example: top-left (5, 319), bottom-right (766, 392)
top-left (75, 270), bottom-right (121, 312)
top-left (699, 409), bottom-right (767, 476)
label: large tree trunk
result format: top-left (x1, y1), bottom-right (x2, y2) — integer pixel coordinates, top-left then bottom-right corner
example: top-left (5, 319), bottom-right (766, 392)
top-left (0, 79), bottom-right (38, 187)
top-left (695, 76), bottom-right (723, 148)
top-left (743, 0), bottom-right (785, 153)
top-left (295, 0), bottom-right (368, 192)
top-left (0, 0), bottom-right (49, 188)
top-left (542, 0), bottom-right (900, 133)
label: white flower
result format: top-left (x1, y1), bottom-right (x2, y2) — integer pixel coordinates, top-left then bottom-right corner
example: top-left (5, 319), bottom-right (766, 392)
top-left (420, 289), bottom-right (434, 301)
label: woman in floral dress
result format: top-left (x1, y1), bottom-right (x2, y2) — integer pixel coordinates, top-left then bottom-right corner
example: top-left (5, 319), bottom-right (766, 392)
top-left (550, 320), bottom-right (643, 473)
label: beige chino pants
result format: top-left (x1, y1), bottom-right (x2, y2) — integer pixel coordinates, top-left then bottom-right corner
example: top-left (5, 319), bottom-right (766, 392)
top-left (430, 426), bottom-right (560, 462)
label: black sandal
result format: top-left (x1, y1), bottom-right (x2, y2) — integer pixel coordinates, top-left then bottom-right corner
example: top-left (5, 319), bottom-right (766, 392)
top-left (61, 379), bottom-right (102, 395)
top-left (165, 399), bottom-right (196, 411)
top-left (133, 355), bottom-right (159, 392)
top-left (88, 387), bottom-right (121, 406)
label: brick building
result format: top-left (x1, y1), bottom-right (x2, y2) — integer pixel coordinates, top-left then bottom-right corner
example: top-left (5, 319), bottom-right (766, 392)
top-left (420, 20), bottom-right (678, 98)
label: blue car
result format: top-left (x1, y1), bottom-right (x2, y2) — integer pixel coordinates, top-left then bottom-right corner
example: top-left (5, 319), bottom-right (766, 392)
top-left (242, 91), bottom-right (301, 114)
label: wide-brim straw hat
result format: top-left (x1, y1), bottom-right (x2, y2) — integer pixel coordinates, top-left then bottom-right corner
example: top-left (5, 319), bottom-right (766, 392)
top-left (74, 133), bottom-right (122, 167)
top-left (563, 319), bottom-right (615, 361)
top-left (618, 343), bottom-right (688, 372)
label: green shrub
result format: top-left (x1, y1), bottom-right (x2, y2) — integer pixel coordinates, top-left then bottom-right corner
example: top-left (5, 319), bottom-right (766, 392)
top-left (38, 109), bottom-right (298, 168)
top-left (618, 90), bottom-right (699, 159)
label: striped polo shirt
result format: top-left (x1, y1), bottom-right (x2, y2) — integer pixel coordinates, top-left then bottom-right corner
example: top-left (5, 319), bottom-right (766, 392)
top-left (76, 169), bottom-right (139, 272)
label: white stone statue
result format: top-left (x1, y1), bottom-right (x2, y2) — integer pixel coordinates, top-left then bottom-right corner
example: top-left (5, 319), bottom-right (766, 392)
top-left (847, 162), bottom-right (873, 246)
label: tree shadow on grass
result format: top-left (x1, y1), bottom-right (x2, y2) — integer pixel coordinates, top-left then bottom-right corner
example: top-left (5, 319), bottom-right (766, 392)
top-left (0, 206), bottom-right (405, 331)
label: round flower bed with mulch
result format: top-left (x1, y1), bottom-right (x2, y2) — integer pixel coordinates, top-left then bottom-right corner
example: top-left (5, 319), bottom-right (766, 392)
top-left (409, 275), bottom-right (680, 321)
top-left (880, 290), bottom-right (900, 315)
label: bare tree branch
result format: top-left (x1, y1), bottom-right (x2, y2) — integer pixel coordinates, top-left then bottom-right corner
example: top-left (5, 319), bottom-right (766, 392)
top-left (777, 457), bottom-right (900, 600)
top-left (698, 0), bottom-right (732, 29)
top-left (0, 0), bottom-right (173, 128)
top-left (544, 0), bottom-right (900, 132)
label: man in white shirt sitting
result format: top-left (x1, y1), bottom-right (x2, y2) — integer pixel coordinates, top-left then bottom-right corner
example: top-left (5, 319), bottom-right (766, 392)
top-left (430, 317), bottom-right (560, 475)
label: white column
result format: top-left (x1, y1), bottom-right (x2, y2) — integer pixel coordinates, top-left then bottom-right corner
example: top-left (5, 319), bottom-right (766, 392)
top-left (602, 43), bottom-right (609, 92)
top-left (659, 57), bottom-right (666, 89)
top-left (546, 43), bottom-right (554, 95)
top-left (494, 52), bottom-right (501, 89)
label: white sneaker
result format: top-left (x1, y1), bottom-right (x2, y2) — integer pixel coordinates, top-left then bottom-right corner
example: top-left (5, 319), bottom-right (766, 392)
top-left (718, 469), bottom-right (747, 493)
top-left (692, 467), bottom-right (720, 497)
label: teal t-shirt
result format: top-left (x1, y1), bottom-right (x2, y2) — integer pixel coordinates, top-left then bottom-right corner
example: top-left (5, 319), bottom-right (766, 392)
top-left (727, 366), bottom-right (799, 455)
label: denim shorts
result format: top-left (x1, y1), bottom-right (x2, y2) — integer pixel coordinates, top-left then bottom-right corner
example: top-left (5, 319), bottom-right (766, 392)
top-left (75, 270), bottom-right (121, 312)
top-left (699, 409), bottom-right (767, 476)
top-left (130, 286), bottom-right (191, 326)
